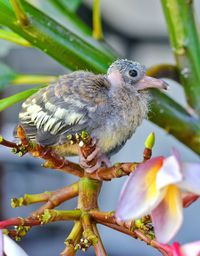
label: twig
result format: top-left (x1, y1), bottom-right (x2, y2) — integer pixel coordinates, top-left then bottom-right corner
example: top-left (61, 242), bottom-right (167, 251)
top-left (0, 136), bottom-right (24, 154)
top-left (11, 182), bottom-right (79, 215)
top-left (81, 213), bottom-right (98, 245)
top-left (40, 209), bottom-right (81, 224)
top-left (90, 210), bottom-right (171, 255)
top-left (0, 217), bottom-right (40, 229)
top-left (61, 221), bottom-right (82, 256)
top-left (17, 126), bottom-right (84, 177)
top-left (32, 183), bottom-right (79, 216)
top-left (96, 220), bottom-right (171, 256)
top-left (134, 230), bottom-right (171, 256)
top-left (92, 224), bottom-right (107, 256)
top-left (90, 162), bottom-right (137, 180)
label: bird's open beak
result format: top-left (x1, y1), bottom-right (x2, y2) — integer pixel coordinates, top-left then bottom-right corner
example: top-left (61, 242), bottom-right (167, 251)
top-left (136, 76), bottom-right (169, 91)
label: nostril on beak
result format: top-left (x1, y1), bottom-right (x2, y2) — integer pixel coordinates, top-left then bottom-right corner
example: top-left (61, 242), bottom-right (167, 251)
top-left (162, 80), bottom-right (169, 90)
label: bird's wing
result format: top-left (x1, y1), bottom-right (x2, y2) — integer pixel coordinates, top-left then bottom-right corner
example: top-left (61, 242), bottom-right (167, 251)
top-left (15, 71), bottom-right (110, 146)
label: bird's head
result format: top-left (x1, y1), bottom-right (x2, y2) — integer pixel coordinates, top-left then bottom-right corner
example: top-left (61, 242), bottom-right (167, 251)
top-left (107, 59), bottom-right (168, 93)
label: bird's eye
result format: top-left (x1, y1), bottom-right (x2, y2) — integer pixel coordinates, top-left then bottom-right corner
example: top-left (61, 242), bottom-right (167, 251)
top-left (129, 69), bottom-right (138, 77)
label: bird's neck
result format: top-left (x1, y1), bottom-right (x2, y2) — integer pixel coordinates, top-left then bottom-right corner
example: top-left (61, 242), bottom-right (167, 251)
top-left (110, 88), bottom-right (150, 124)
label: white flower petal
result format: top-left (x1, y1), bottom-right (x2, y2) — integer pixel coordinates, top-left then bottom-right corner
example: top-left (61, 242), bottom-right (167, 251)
top-left (181, 241), bottom-right (200, 256)
top-left (156, 155), bottom-right (183, 191)
top-left (4, 235), bottom-right (28, 256)
top-left (151, 185), bottom-right (183, 243)
top-left (116, 157), bottom-right (165, 221)
top-left (179, 163), bottom-right (200, 194)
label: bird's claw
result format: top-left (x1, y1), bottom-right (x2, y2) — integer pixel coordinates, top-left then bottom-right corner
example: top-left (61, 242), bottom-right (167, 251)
top-left (79, 142), bottom-right (110, 173)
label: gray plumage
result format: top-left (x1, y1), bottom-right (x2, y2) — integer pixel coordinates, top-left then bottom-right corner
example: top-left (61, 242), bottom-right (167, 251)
top-left (14, 59), bottom-right (167, 156)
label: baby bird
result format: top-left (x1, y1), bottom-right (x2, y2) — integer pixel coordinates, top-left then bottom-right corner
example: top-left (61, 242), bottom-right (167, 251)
top-left (15, 59), bottom-right (168, 172)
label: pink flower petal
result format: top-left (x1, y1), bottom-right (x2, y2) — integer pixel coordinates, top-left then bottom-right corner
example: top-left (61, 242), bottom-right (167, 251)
top-left (151, 185), bottom-right (183, 243)
top-left (179, 163), bottom-right (200, 194)
top-left (171, 242), bottom-right (183, 256)
top-left (156, 155), bottom-right (183, 191)
top-left (116, 157), bottom-right (165, 221)
top-left (171, 148), bottom-right (182, 165)
top-left (181, 241), bottom-right (200, 256)
top-left (182, 192), bottom-right (200, 208)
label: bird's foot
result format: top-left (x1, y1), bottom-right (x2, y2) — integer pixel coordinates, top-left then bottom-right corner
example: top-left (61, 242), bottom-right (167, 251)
top-left (79, 139), bottom-right (110, 173)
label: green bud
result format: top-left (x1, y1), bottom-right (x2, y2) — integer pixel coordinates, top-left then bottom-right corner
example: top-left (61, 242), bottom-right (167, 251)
top-left (0, 136), bottom-right (3, 143)
top-left (11, 197), bottom-right (24, 208)
top-left (2, 229), bottom-right (9, 235)
top-left (15, 236), bottom-right (21, 241)
top-left (81, 130), bottom-right (88, 139)
top-left (144, 132), bottom-right (155, 149)
top-left (66, 134), bottom-right (72, 140)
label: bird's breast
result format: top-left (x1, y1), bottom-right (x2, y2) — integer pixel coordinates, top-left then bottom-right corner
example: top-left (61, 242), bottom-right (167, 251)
top-left (93, 92), bottom-right (149, 154)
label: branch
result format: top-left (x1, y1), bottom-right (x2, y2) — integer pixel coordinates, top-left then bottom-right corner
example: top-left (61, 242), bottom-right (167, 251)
top-left (33, 183), bottom-right (79, 216)
top-left (81, 213), bottom-right (98, 245)
top-left (16, 126), bottom-right (84, 177)
top-left (0, 136), bottom-right (22, 153)
top-left (11, 182), bottom-right (79, 215)
top-left (61, 221), bottom-right (82, 256)
top-left (90, 163), bottom-right (137, 180)
top-left (90, 211), bottom-right (171, 256)
top-left (0, 217), bottom-right (40, 229)
top-left (40, 209), bottom-right (81, 224)
top-left (92, 224), bottom-right (107, 256)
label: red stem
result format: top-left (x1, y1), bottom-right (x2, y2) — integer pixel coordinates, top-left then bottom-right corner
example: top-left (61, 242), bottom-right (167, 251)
top-left (0, 217), bottom-right (40, 228)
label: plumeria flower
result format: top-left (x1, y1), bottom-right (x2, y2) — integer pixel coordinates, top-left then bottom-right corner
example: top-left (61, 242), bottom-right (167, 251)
top-left (0, 229), bottom-right (28, 256)
top-left (170, 241), bottom-right (200, 256)
top-left (4, 235), bottom-right (28, 256)
top-left (115, 151), bottom-right (200, 243)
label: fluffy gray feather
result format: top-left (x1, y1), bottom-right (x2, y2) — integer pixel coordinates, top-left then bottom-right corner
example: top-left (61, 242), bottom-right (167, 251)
top-left (14, 59), bottom-right (167, 156)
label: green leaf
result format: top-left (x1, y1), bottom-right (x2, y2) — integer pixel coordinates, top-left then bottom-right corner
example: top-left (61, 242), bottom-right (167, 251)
top-left (0, 0), bottom-right (116, 73)
top-left (49, 0), bottom-right (82, 13)
top-left (0, 87), bottom-right (41, 111)
top-left (161, 0), bottom-right (200, 115)
top-left (0, 28), bottom-right (30, 46)
top-left (0, 62), bottom-right (16, 91)
top-left (149, 89), bottom-right (200, 155)
top-left (65, 0), bottom-right (82, 12)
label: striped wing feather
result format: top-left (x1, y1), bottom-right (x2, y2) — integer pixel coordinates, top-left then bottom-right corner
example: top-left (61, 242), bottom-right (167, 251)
top-left (15, 71), bottom-right (110, 146)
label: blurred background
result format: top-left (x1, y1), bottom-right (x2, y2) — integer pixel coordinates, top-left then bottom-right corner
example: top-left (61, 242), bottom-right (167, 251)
top-left (0, 0), bottom-right (200, 255)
